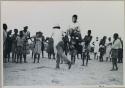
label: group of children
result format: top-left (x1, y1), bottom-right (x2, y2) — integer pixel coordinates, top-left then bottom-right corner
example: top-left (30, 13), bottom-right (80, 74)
top-left (3, 14), bottom-right (123, 71)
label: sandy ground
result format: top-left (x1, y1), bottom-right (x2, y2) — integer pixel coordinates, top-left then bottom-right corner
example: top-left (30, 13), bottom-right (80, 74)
top-left (3, 52), bottom-right (123, 86)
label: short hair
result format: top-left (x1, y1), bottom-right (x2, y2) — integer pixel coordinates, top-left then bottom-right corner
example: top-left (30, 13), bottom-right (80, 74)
top-left (3, 23), bottom-right (7, 30)
top-left (24, 26), bottom-right (28, 29)
top-left (72, 14), bottom-right (78, 19)
top-left (113, 33), bottom-right (119, 39)
top-left (14, 29), bottom-right (18, 33)
top-left (88, 30), bottom-right (91, 33)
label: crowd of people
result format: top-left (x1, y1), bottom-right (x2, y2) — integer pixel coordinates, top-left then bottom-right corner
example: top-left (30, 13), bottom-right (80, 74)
top-left (3, 14), bottom-right (123, 71)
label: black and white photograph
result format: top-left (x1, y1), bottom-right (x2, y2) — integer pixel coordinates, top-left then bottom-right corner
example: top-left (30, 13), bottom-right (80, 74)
top-left (1, 0), bottom-right (124, 87)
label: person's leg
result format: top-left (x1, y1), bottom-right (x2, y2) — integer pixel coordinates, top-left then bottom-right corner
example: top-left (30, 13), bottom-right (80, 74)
top-left (71, 55), bottom-right (73, 64)
top-left (42, 50), bottom-right (44, 58)
top-left (38, 54), bottom-right (40, 63)
top-left (48, 53), bottom-right (51, 59)
top-left (81, 53), bottom-right (82, 60)
top-left (72, 55), bottom-right (75, 64)
top-left (86, 52), bottom-right (89, 66)
top-left (94, 53), bottom-right (96, 60)
top-left (102, 53), bottom-right (104, 62)
top-left (48, 53), bottom-right (49, 59)
top-left (50, 53), bottom-right (52, 59)
top-left (20, 53), bottom-right (22, 63)
top-left (77, 53), bottom-right (79, 59)
top-left (53, 53), bottom-right (55, 59)
top-left (114, 58), bottom-right (118, 70)
top-left (82, 52), bottom-right (85, 66)
top-left (8, 52), bottom-right (10, 62)
top-left (100, 53), bottom-right (102, 62)
top-left (56, 53), bottom-right (60, 69)
top-left (17, 54), bottom-right (19, 63)
top-left (97, 55), bottom-right (98, 60)
top-left (106, 57), bottom-right (108, 62)
top-left (23, 54), bottom-right (27, 63)
top-left (61, 52), bottom-right (72, 69)
top-left (65, 50), bottom-right (67, 56)
top-left (34, 53), bottom-right (36, 63)
top-left (4, 51), bottom-right (7, 63)
top-left (110, 58), bottom-right (115, 71)
top-left (32, 51), bottom-right (34, 58)
top-left (12, 52), bottom-right (14, 61)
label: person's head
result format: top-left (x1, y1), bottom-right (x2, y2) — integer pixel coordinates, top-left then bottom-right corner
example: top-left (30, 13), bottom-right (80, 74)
top-left (14, 29), bottom-right (18, 34)
top-left (19, 31), bottom-right (23, 37)
top-left (96, 37), bottom-right (98, 41)
top-left (38, 32), bottom-right (43, 37)
top-left (103, 36), bottom-right (107, 41)
top-left (36, 32), bottom-right (39, 37)
top-left (108, 37), bottom-right (111, 41)
top-left (72, 14), bottom-right (78, 23)
top-left (113, 33), bottom-right (119, 40)
top-left (88, 30), bottom-right (91, 36)
top-left (24, 26), bottom-right (28, 32)
top-left (3, 23), bottom-right (8, 31)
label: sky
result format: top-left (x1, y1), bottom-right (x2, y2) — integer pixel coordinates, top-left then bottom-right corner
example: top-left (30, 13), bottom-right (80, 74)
top-left (1, 1), bottom-right (124, 42)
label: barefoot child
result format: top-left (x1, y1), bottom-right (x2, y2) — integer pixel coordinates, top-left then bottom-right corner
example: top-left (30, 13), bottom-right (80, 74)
top-left (33, 32), bottom-right (42, 63)
top-left (16, 31), bottom-right (25, 63)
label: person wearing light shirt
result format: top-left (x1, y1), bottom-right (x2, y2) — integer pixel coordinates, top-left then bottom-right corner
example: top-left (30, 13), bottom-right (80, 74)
top-left (110, 33), bottom-right (121, 71)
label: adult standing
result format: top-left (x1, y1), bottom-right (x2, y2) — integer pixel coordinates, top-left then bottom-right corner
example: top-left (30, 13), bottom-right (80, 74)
top-left (3, 23), bottom-right (8, 63)
top-left (82, 30), bottom-right (92, 66)
top-left (22, 26), bottom-right (30, 63)
top-left (5, 30), bottom-right (12, 62)
top-left (110, 33), bottom-right (121, 71)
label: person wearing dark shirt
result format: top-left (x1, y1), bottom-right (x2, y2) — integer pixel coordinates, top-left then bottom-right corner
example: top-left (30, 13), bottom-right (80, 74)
top-left (62, 32), bottom-right (69, 56)
top-left (12, 29), bottom-right (19, 63)
top-left (99, 36), bottom-right (106, 62)
top-left (46, 37), bottom-right (55, 59)
top-left (5, 30), bottom-right (12, 62)
top-left (82, 30), bottom-right (92, 66)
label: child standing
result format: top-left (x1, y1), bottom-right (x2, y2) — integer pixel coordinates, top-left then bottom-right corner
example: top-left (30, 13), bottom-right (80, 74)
top-left (12, 29), bottom-right (18, 62)
top-left (99, 36), bottom-right (106, 62)
top-left (33, 32), bottom-right (42, 63)
top-left (106, 37), bottom-right (112, 61)
top-left (16, 31), bottom-right (25, 63)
